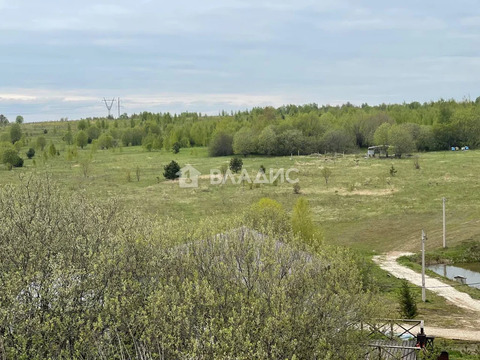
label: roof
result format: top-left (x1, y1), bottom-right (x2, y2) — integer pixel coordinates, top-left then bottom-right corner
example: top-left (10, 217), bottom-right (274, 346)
top-left (367, 339), bottom-right (419, 359)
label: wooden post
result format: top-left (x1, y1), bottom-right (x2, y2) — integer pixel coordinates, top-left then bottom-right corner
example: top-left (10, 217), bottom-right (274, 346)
top-left (443, 197), bottom-right (446, 248)
top-left (422, 230), bottom-right (426, 302)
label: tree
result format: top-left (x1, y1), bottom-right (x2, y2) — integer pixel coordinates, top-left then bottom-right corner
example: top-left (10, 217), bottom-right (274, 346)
top-left (229, 157), bottom-right (243, 173)
top-left (76, 130), bottom-right (88, 149)
top-left (48, 142), bottom-right (57, 157)
top-left (373, 122), bottom-right (391, 146)
top-left (0, 114), bottom-right (8, 126)
top-left (80, 157), bottom-right (92, 177)
top-left (321, 129), bottom-right (355, 153)
top-left (357, 112), bottom-right (394, 147)
top-left (399, 280), bottom-right (418, 318)
top-left (233, 127), bottom-right (257, 156)
top-left (292, 197), bottom-right (322, 250)
top-left (26, 148), bottom-right (35, 159)
top-left (87, 125), bottom-right (100, 143)
top-left (208, 132), bottom-right (233, 157)
top-left (257, 126), bottom-right (278, 155)
top-left (388, 125), bottom-right (415, 157)
top-left (10, 123), bottom-right (22, 144)
top-left (36, 136), bottom-right (47, 150)
top-left (15, 115), bottom-right (24, 124)
top-left (163, 160), bottom-right (181, 180)
top-left (63, 131), bottom-right (73, 145)
top-left (277, 129), bottom-right (304, 156)
top-left (77, 119), bottom-right (87, 130)
top-left (321, 167), bottom-right (332, 185)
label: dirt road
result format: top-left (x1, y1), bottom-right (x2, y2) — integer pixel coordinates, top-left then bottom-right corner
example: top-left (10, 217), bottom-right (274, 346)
top-left (373, 252), bottom-right (480, 341)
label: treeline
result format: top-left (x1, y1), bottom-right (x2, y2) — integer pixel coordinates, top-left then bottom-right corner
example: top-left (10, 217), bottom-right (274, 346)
top-left (0, 176), bottom-right (380, 359)
top-left (2, 98), bottom-right (480, 157)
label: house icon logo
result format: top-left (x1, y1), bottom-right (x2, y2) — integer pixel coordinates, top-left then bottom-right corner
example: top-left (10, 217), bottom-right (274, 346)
top-left (177, 165), bottom-right (201, 188)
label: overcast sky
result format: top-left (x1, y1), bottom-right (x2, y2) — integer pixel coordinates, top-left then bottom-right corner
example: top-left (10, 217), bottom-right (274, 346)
top-left (0, 0), bottom-right (479, 122)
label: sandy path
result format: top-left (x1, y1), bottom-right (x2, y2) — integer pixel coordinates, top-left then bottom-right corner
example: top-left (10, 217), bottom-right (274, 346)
top-left (426, 327), bottom-right (480, 342)
top-left (373, 252), bottom-right (480, 341)
top-left (373, 252), bottom-right (480, 312)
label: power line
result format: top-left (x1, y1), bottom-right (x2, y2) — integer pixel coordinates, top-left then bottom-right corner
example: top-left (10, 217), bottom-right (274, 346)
top-left (102, 98), bottom-right (116, 118)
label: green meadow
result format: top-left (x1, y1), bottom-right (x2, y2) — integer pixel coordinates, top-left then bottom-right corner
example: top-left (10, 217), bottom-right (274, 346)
top-left (3, 123), bottom-right (480, 256)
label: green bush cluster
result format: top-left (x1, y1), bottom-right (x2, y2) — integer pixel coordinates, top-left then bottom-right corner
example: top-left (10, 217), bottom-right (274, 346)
top-left (0, 176), bottom-right (381, 359)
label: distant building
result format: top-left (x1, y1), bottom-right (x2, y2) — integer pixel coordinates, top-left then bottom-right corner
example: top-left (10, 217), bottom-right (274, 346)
top-left (367, 145), bottom-right (389, 158)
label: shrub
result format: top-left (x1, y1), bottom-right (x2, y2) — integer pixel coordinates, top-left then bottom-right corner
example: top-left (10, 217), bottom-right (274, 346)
top-left (390, 165), bottom-right (397, 176)
top-left (172, 142), bottom-right (181, 154)
top-left (163, 160), bottom-right (181, 180)
top-left (26, 148), bottom-right (35, 159)
top-left (36, 136), bottom-right (47, 150)
top-left (98, 133), bottom-right (114, 149)
top-left (229, 157), bottom-right (243, 173)
top-left (0, 175), bottom-right (381, 359)
top-left (48, 143), bottom-right (57, 157)
top-left (293, 183), bottom-right (301, 194)
top-left (2, 148), bottom-right (23, 168)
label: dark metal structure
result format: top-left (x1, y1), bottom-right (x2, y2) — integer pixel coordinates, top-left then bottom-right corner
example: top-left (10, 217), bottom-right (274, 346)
top-left (363, 319), bottom-right (435, 360)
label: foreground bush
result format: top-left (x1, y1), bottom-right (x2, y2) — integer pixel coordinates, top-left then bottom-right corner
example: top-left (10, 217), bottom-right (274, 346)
top-left (0, 175), bottom-right (381, 359)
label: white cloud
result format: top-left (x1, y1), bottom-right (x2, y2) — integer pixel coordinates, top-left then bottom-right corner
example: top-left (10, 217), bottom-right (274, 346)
top-left (460, 16), bottom-right (480, 27)
top-left (0, 93), bottom-right (37, 101)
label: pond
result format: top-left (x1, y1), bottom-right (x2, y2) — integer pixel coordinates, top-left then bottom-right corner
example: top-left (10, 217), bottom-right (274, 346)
top-left (427, 263), bottom-right (480, 289)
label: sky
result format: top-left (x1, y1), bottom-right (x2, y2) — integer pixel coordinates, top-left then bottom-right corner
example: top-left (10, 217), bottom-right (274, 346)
top-left (0, 0), bottom-right (479, 122)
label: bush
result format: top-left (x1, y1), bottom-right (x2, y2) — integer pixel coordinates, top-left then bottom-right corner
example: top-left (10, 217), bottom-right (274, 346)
top-left (26, 148), bottom-right (35, 159)
top-left (2, 148), bottom-right (23, 168)
top-left (97, 133), bottom-right (114, 149)
top-left (208, 132), bottom-right (233, 157)
top-left (75, 130), bottom-right (88, 149)
top-left (389, 165), bottom-right (397, 176)
top-left (172, 142), bottom-right (181, 154)
top-left (48, 143), bottom-right (57, 157)
top-left (293, 183), bottom-right (301, 194)
top-left (0, 175), bottom-right (381, 359)
top-left (163, 160), bottom-right (181, 180)
top-left (229, 157), bottom-right (243, 173)
top-left (36, 136), bottom-right (47, 150)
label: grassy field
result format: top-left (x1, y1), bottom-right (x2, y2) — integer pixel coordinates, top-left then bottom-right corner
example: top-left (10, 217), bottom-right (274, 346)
top-left (3, 122), bottom-right (480, 256)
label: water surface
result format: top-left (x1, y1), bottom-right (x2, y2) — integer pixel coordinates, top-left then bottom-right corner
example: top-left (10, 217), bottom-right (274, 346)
top-left (427, 264), bottom-right (480, 289)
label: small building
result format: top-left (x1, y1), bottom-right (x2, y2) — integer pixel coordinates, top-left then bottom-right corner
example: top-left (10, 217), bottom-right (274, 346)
top-left (367, 145), bottom-right (390, 158)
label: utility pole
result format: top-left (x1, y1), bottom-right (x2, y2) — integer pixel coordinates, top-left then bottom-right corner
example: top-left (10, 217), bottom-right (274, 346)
top-left (443, 197), bottom-right (446, 248)
top-left (102, 98), bottom-right (116, 118)
top-left (421, 230), bottom-right (426, 302)
top-left (118, 97), bottom-right (121, 119)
